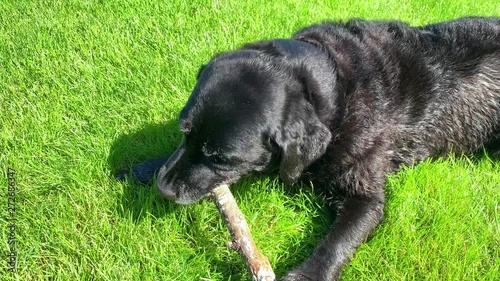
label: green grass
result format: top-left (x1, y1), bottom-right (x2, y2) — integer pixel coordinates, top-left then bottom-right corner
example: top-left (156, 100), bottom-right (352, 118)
top-left (1, 0), bottom-right (499, 280)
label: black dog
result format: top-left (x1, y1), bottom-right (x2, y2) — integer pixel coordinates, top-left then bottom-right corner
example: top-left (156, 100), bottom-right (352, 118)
top-left (123, 17), bottom-right (500, 280)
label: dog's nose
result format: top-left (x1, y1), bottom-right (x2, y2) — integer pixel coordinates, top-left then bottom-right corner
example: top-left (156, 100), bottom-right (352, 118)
top-left (157, 168), bottom-right (177, 200)
top-left (157, 177), bottom-right (176, 200)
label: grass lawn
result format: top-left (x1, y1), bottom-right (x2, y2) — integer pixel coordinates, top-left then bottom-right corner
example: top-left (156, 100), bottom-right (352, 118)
top-left (1, 0), bottom-right (499, 280)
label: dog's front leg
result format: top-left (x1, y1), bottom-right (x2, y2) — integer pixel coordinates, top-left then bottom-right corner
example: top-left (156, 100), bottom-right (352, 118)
top-left (281, 192), bottom-right (385, 281)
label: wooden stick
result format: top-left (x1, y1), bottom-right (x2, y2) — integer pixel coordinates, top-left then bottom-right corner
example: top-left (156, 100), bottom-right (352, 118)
top-left (211, 184), bottom-right (276, 281)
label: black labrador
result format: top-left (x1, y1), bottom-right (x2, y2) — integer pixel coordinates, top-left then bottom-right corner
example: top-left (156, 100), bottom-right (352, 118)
top-left (120, 17), bottom-right (500, 280)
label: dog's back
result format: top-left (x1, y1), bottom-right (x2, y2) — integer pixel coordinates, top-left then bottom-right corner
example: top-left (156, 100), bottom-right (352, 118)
top-left (416, 18), bottom-right (500, 155)
top-left (294, 17), bottom-right (500, 169)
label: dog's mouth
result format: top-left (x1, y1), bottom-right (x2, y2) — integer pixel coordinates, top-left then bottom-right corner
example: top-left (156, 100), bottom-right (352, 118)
top-left (161, 177), bottom-right (241, 205)
top-left (172, 191), bottom-right (211, 205)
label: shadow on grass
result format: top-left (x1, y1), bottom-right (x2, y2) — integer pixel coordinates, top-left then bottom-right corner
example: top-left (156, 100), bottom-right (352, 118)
top-left (108, 121), bottom-right (180, 175)
top-left (107, 120), bottom-right (181, 220)
top-left (276, 184), bottom-right (334, 278)
top-left (478, 139), bottom-right (500, 161)
top-left (107, 121), bottom-right (337, 279)
top-left (227, 177), bottom-right (335, 278)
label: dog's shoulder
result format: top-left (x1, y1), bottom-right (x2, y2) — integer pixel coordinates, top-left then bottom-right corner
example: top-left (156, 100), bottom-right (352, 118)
top-left (291, 19), bottom-right (430, 78)
top-left (292, 18), bottom-right (421, 47)
top-left (293, 17), bottom-right (500, 51)
top-left (421, 17), bottom-right (500, 49)
top-left (422, 17), bottom-right (500, 35)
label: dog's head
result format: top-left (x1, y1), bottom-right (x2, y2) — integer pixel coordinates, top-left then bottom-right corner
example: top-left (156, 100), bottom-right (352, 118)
top-left (157, 39), bottom-right (337, 204)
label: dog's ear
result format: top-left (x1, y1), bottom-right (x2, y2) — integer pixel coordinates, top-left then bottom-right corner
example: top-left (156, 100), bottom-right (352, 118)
top-left (249, 39), bottom-right (336, 184)
top-left (273, 40), bottom-right (336, 185)
top-left (274, 99), bottom-right (332, 185)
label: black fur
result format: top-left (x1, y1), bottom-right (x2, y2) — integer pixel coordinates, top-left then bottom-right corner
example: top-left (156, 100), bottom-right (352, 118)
top-left (128, 17), bottom-right (500, 280)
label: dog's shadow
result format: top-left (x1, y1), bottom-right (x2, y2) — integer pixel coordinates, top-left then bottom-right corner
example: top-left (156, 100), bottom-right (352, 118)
top-left (108, 120), bottom-right (181, 220)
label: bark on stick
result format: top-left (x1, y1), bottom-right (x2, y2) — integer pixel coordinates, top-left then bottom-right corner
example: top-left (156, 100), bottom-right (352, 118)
top-left (211, 184), bottom-right (275, 281)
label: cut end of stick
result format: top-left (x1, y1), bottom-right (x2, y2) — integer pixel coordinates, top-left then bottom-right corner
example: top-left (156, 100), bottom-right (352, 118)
top-left (211, 184), bottom-right (276, 281)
